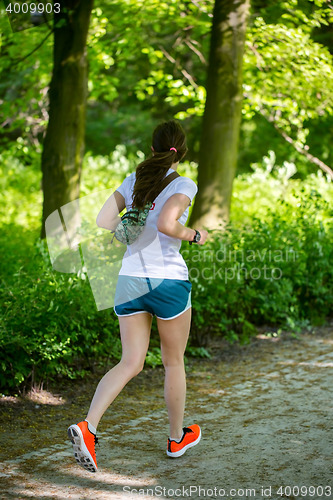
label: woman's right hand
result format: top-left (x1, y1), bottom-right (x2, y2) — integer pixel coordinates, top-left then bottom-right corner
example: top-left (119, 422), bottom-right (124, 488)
top-left (197, 229), bottom-right (208, 245)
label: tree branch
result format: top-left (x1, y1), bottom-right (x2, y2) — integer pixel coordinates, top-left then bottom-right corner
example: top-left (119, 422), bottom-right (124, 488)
top-left (10, 28), bottom-right (54, 68)
top-left (254, 100), bottom-right (333, 180)
top-left (158, 45), bottom-right (198, 88)
top-left (184, 39), bottom-right (207, 65)
top-left (246, 42), bottom-right (264, 71)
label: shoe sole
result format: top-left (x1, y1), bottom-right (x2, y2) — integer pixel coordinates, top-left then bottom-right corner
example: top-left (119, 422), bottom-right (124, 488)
top-left (67, 424), bottom-right (98, 473)
top-left (166, 428), bottom-right (202, 458)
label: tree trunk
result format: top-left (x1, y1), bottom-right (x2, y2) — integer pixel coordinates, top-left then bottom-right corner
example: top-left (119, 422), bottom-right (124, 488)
top-left (40, 0), bottom-right (93, 239)
top-left (190, 0), bottom-right (251, 229)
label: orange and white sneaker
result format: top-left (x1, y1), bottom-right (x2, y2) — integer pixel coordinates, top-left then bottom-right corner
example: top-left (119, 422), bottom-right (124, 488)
top-left (167, 424), bottom-right (201, 458)
top-left (67, 421), bottom-right (98, 473)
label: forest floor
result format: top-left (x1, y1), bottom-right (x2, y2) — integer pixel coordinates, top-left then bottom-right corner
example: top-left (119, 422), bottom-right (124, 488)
top-left (0, 323), bottom-right (333, 500)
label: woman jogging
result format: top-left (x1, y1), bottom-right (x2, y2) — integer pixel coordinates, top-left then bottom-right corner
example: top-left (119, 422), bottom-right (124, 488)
top-left (68, 120), bottom-right (208, 473)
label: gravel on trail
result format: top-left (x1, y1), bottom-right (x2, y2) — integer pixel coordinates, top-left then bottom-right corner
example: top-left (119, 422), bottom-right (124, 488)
top-left (0, 325), bottom-right (332, 500)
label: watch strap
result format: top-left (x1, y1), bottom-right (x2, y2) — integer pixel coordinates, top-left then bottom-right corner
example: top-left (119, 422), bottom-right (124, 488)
top-left (189, 229), bottom-right (200, 245)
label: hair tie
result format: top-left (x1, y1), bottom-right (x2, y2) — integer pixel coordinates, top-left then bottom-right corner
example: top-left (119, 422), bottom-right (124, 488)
top-left (170, 147), bottom-right (177, 153)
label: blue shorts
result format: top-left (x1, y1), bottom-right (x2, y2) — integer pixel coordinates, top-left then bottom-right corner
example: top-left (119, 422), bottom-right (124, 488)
top-left (114, 276), bottom-right (192, 320)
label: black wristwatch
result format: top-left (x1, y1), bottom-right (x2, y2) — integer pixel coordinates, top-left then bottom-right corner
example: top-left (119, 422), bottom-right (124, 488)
top-left (189, 229), bottom-right (201, 245)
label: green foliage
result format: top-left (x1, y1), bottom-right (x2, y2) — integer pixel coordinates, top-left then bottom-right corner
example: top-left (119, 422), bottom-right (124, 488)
top-left (247, 18), bottom-right (333, 120)
top-left (0, 11), bottom-right (52, 149)
top-left (144, 347), bottom-right (162, 369)
top-left (0, 150), bottom-right (42, 231)
top-left (1, 149), bottom-right (332, 391)
top-left (81, 146), bottom-right (145, 195)
top-left (241, 2), bottom-right (333, 173)
top-left (0, 236), bottom-right (121, 391)
top-left (83, 0), bottom-right (212, 154)
top-left (1, 0), bottom-right (333, 389)
top-left (1, 0), bottom-right (333, 175)
top-left (243, 15), bottom-right (333, 145)
top-left (0, 231), bottom-right (175, 391)
top-left (184, 167), bottom-right (333, 346)
top-left (232, 150), bottom-right (333, 224)
top-left (0, 150), bottom-right (197, 390)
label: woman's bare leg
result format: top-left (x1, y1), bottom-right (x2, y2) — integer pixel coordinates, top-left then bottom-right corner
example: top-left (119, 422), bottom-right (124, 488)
top-left (86, 313), bottom-right (152, 429)
top-left (157, 308), bottom-right (191, 441)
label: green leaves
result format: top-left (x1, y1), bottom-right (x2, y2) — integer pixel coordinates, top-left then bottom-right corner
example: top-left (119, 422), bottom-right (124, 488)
top-left (185, 160), bottom-right (333, 346)
top-left (243, 14), bottom-right (333, 154)
top-left (1, 0), bottom-right (332, 170)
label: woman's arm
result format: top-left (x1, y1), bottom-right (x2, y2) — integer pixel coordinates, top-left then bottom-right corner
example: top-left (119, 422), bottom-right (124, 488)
top-left (157, 193), bottom-right (208, 244)
top-left (96, 190), bottom-right (126, 231)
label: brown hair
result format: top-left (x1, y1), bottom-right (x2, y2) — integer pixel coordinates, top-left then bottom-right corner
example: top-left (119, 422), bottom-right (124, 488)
top-left (132, 120), bottom-right (188, 209)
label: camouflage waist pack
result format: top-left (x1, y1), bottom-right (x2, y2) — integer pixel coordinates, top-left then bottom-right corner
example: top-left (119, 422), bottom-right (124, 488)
top-left (114, 202), bottom-right (152, 245)
top-left (113, 170), bottom-right (179, 246)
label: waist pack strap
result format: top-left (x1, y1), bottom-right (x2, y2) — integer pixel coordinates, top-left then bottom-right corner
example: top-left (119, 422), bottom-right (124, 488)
top-left (154, 171), bottom-right (180, 200)
top-left (121, 212), bottom-right (139, 223)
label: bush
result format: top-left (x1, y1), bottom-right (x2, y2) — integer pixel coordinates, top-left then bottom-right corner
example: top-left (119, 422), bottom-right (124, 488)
top-left (184, 186), bottom-right (333, 346)
top-left (231, 150), bottom-right (333, 225)
top-left (0, 236), bottom-right (124, 392)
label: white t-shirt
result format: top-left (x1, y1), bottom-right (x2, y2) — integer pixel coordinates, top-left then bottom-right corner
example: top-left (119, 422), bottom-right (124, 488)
top-left (116, 168), bottom-right (197, 280)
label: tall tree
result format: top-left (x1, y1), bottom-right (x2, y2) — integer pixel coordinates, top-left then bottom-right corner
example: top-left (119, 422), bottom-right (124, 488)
top-left (190, 0), bottom-right (251, 229)
top-left (40, 0), bottom-right (94, 238)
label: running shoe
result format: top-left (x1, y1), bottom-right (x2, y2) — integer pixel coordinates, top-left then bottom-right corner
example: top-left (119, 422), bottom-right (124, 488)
top-left (67, 421), bottom-right (98, 472)
top-left (166, 424), bottom-right (201, 458)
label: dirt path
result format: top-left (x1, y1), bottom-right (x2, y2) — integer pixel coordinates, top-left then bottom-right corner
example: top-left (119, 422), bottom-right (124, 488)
top-left (1, 326), bottom-right (333, 500)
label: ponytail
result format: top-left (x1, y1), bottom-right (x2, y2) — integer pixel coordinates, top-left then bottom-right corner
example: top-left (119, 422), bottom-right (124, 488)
top-left (132, 120), bottom-right (187, 209)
